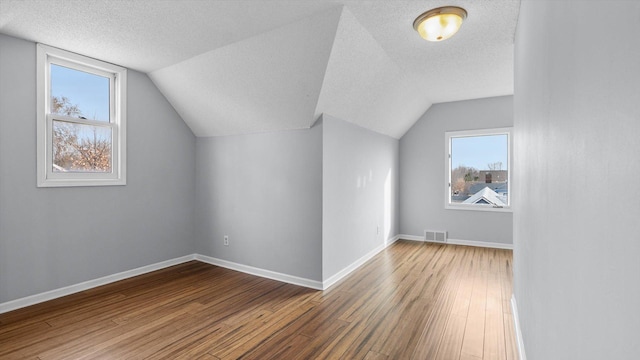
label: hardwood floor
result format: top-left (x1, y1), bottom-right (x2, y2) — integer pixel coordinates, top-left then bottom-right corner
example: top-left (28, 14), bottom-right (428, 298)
top-left (0, 240), bottom-right (517, 359)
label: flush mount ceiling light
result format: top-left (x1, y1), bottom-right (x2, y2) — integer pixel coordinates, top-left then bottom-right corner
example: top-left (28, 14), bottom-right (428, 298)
top-left (413, 6), bottom-right (467, 42)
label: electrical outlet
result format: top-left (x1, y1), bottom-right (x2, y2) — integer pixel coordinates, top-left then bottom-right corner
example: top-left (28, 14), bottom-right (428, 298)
top-left (224, 235), bottom-right (229, 246)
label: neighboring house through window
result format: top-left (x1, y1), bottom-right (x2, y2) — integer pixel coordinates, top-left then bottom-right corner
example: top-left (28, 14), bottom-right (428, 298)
top-left (37, 44), bottom-right (127, 187)
top-left (445, 127), bottom-right (512, 212)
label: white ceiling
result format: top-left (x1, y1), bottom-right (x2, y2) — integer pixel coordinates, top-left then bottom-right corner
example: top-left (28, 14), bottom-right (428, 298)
top-left (0, 0), bottom-right (520, 138)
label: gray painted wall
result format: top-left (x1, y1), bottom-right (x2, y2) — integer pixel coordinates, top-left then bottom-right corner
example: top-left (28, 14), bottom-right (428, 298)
top-left (0, 34), bottom-right (196, 303)
top-left (399, 96), bottom-right (513, 244)
top-left (513, 1), bottom-right (640, 358)
top-left (194, 114), bottom-right (399, 283)
top-left (194, 126), bottom-right (323, 281)
top-left (322, 114), bottom-right (399, 280)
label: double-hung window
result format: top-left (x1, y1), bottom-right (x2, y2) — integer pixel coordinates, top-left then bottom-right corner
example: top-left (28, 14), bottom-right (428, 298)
top-left (445, 127), bottom-right (512, 212)
top-left (37, 44), bottom-right (127, 187)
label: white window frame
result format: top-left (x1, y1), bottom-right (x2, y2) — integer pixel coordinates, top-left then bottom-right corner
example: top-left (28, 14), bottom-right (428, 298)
top-left (37, 44), bottom-right (127, 187)
top-left (445, 127), bottom-right (513, 212)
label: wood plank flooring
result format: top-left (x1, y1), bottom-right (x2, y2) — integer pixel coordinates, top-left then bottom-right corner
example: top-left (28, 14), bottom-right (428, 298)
top-left (0, 240), bottom-right (516, 359)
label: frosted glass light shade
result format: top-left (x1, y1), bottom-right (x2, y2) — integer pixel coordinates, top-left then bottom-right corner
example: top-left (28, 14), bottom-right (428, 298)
top-left (413, 6), bottom-right (467, 42)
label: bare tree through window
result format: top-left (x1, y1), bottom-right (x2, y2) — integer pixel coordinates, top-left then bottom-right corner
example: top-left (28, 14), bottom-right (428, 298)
top-left (51, 95), bottom-right (112, 173)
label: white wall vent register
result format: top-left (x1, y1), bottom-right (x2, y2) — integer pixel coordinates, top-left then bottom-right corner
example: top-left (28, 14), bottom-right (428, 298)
top-left (424, 230), bottom-right (447, 243)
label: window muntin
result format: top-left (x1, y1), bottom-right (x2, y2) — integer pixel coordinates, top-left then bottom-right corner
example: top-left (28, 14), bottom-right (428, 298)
top-left (445, 128), bottom-right (512, 212)
top-left (37, 44), bottom-right (126, 187)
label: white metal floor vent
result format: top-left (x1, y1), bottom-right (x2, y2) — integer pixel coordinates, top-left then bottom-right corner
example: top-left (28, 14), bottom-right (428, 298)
top-left (424, 230), bottom-right (447, 243)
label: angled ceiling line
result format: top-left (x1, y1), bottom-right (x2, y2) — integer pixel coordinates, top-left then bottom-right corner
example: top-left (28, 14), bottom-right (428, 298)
top-left (149, 6), bottom-right (344, 137)
top-left (0, 0), bottom-right (519, 139)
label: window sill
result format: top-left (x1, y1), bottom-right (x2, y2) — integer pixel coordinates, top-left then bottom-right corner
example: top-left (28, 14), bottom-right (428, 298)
top-left (37, 177), bottom-right (126, 188)
top-left (445, 204), bottom-right (513, 213)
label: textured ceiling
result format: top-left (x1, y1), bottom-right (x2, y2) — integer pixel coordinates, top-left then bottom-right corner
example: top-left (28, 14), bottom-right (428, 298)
top-left (0, 0), bottom-right (520, 138)
top-left (150, 7), bottom-right (342, 137)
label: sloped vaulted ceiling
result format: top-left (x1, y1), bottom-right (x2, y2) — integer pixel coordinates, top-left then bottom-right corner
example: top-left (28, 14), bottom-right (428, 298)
top-left (0, 0), bottom-right (520, 139)
top-left (149, 7), bottom-right (343, 137)
top-left (313, 7), bottom-right (430, 138)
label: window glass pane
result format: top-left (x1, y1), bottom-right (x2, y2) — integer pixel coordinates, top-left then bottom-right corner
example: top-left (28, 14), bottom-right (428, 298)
top-left (52, 120), bottom-right (112, 173)
top-left (450, 134), bottom-right (508, 206)
top-left (50, 64), bottom-right (110, 122)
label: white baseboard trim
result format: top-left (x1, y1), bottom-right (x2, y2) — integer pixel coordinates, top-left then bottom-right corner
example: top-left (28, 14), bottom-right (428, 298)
top-left (447, 238), bottom-right (513, 250)
top-left (323, 235), bottom-right (401, 290)
top-left (5, 233), bottom-right (490, 314)
top-left (386, 234), bottom-right (401, 246)
top-left (194, 254), bottom-right (323, 290)
top-left (323, 243), bottom-right (383, 290)
top-left (398, 234), bottom-right (424, 242)
top-left (397, 234), bottom-right (513, 250)
top-left (0, 254), bottom-right (196, 314)
top-left (511, 294), bottom-right (527, 360)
